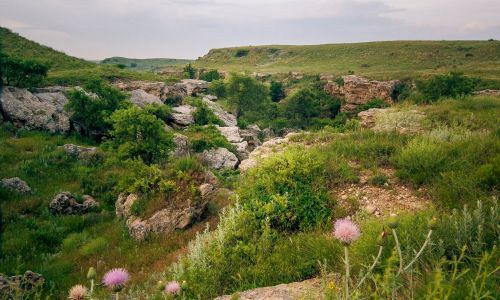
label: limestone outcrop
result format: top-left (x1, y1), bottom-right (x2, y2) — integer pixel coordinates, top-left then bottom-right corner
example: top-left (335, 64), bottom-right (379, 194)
top-left (49, 192), bottom-right (99, 215)
top-left (198, 147), bottom-right (239, 170)
top-left (63, 144), bottom-right (98, 160)
top-left (202, 95), bottom-right (237, 127)
top-left (170, 105), bottom-right (196, 127)
top-left (129, 89), bottom-right (163, 108)
top-left (0, 271), bottom-right (44, 298)
top-left (1, 177), bottom-right (32, 194)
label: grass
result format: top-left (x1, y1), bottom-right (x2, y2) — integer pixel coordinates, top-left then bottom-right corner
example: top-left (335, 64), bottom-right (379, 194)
top-left (195, 40), bottom-right (500, 81)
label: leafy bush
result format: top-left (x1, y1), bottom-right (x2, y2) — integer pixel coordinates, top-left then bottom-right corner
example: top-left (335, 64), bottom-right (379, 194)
top-left (283, 88), bottom-right (340, 128)
top-left (417, 72), bottom-right (478, 102)
top-left (187, 125), bottom-right (235, 153)
top-left (143, 103), bottom-right (172, 123)
top-left (189, 99), bottom-right (224, 126)
top-left (65, 80), bottom-right (129, 138)
top-left (226, 74), bottom-right (270, 119)
top-left (183, 63), bottom-right (196, 79)
top-left (270, 81), bottom-right (285, 102)
top-left (107, 106), bottom-right (174, 164)
top-left (208, 79), bottom-right (226, 98)
top-left (1, 56), bottom-right (48, 88)
top-left (116, 160), bottom-right (167, 194)
top-left (200, 69), bottom-right (221, 82)
top-left (234, 49), bottom-right (250, 57)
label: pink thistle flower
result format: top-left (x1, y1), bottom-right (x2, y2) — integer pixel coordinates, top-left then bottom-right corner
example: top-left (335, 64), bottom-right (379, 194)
top-left (68, 284), bottom-right (88, 300)
top-left (333, 218), bottom-right (361, 245)
top-left (102, 268), bottom-right (129, 289)
top-left (164, 280), bottom-right (181, 296)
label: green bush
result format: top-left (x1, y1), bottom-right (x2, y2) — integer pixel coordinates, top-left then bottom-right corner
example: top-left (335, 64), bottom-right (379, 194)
top-left (235, 49), bottom-right (250, 57)
top-left (190, 99), bottom-right (224, 126)
top-left (208, 79), bottom-right (226, 98)
top-left (107, 106), bottom-right (174, 164)
top-left (183, 63), bottom-right (196, 79)
top-left (186, 125), bottom-right (235, 153)
top-left (1, 56), bottom-right (49, 88)
top-left (200, 69), bottom-right (221, 82)
top-left (283, 88), bottom-right (340, 128)
top-left (226, 74), bottom-right (270, 119)
top-left (417, 72), bottom-right (478, 102)
top-left (270, 81), bottom-right (286, 102)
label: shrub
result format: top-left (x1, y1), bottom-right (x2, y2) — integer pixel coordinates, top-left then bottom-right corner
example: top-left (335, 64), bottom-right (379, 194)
top-left (143, 103), bottom-right (172, 123)
top-left (270, 81), bottom-right (285, 102)
top-left (226, 74), bottom-right (270, 119)
top-left (200, 69), bottom-right (221, 82)
top-left (183, 63), bottom-right (196, 79)
top-left (283, 88), bottom-right (340, 128)
top-left (107, 106), bottom-right (174, 164)
top-left (190, 99), bottom-right (224, 126)
top-left (416, 72), bottom-right (478, 102)
top-left (116, 160), bottom-right (165, 194)
top-left (370, 174), bottom-right (388, 186)
top-left (1, 56), bottom-right (49, 88)
top-left (208, 79), bottom-right (226, 98)
top-left (235, 49), bottom-right (249, 57)
top-left (65, 80), bottom-right (129, 139)
top-left (186, 125), bottom-right (235, 153)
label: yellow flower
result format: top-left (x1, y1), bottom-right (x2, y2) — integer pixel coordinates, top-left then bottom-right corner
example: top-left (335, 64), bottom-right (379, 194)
top-left (328, 281), bottom-right (335, 290)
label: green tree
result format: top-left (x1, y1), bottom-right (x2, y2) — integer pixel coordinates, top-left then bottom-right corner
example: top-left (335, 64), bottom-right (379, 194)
top-left (65, 80), bottom-right (129, 138)
top-left (1, 56), bottom-right (48, 88)
top-left (208, 79), bottom-right (226, 98)
top-left (270, 81), bottom-right (285, 102)
top-left (226, 74), bottom-right (270, 119)
top-left (200, 69), bottom-right (221, 82)
top-left (108, 106), bottom-right (174, 164)
top-left (283, 88), bottom-right (320, 127)
top-left (183, 63), bottom-right (196, 79)
top-left (417, 72), bottom-right (478, 102)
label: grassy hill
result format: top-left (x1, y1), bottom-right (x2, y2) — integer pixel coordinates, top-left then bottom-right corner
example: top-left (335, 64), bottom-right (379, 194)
top-left (100, 57), bottom-right (191, 71)
top-left (0, 27), bottom-right (94, 71)
top-left (194, 40), bottom-right (500, 80)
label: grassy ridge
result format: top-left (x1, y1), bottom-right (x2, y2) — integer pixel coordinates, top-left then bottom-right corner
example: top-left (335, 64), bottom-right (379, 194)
top-left (194, 40), bottom-right (500, 80)
top-left (101, 57), bottom-right (192, 71)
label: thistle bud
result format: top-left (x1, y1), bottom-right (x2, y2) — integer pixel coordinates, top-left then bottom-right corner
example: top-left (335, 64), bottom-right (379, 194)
top-left (87, 267), bottom-right (97, 280)
top-left (377, 231), bottom-right (387, 246)
top-left (181, 280), bottom-right (188, 289)
top-left (156, 280), bottom-right (165, 291)
top-left (428, 217), bottom-right (438, 230)
top-left (388, 216), bottom-right (399, 229)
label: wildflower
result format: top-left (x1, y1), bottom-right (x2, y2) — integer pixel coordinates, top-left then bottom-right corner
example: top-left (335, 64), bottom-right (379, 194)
top-left (328, 280), bottom-right (335, 290)
top-left (333, 218), bottom-right (361, 245)
top-left (103, 268), bottom-right (129, 291)
top-left (68, 284), bottom-right (88, 300)
top-left (87, 267), bottom-right (97, 280)
top-left (165, 280), bottom-right (181, 296)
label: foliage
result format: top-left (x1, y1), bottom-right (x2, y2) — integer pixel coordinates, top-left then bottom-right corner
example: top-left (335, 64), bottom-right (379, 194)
top-left (107, 106), bottom-right (174, 164)
top-left (183, 63), bottom-right (196, 79)
top-left (226, 74), bottom-right (270, 119)
top-left (234, 49), bottom-right (250, 57)
top-left (208, 79), bottom-right (227, 98)
top-left (65, 80), bottom-right (129, 138)
top-left (143, 103), bottom-right (172, 123)
top-left (200, 69), bottom-right (222, 82)
top-left (186, 125), bottom-right (235, 153)
top-left (417, 72), bottom-right (478, 103)
top-left (270, 81), bottom-right (286, 102)
top-left (188, 98), bottom-right (224, 126)
top-left (1, 56), bottom-right (49, 88)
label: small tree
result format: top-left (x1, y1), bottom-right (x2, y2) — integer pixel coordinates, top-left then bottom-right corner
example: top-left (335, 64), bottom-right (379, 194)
top-left (270, 81), bottom-right (285, 102)
top-left (200, 69), bottom-right (221, 82)
top-left (108, 106), bottom-right (174, 164)
top-left (1, 56), bottom-right (48, 88)
top-left (417, 72), bottom-right (477, 102)
top-left (283, 88), bottom-right (321, 127)
top-left (183, 63), bottom-right (196, 79)
top-left (65, 80), bottom-right (129, 138)
top-left (226, 74), bottom-right (270, 119)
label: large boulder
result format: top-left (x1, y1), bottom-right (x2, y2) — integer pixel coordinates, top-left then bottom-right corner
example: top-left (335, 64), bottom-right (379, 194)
top-left (199, 147), bottom-right (238, 170)
top-left (1, 177), bottom-right (32, 194)
top-left (325, 75), bottom-right (399, 112)
top-left (240, 125), bottom-right (262, 153)
top-left (170, 105), bottom-right (196, 127)
top-left (202, 96), bottom-right (237, 127)
top-left (357, 108), bottom-right (387, 128)
top-left (49, 192), bottom-right (99, 215)
top-left (217, 126), bottom-right (243, 143)
top-left (0, 271), bottom-right (44, 298)
top-left (129, 89), bottom-right (163, 108)
top-left (113, 80), bottom-right (168, 99)
top-left (63, 144), bottom-right (98, 160)
top-left (171, 133), bottom-right (189, 158)
top-left (0, 87), bottom-right (70, 133)
top-left (175, 79), bottom-right (209, 96)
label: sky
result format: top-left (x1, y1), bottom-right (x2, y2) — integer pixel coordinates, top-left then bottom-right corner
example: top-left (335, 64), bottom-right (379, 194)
top-left (0, 0), bottom-right (499, 60)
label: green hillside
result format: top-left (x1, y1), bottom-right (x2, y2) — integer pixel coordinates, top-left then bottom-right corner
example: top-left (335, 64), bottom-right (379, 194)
top-left (0, 27), bottom-right (94, 71)
top-left (101, 57), bottom-right (192, 71)
top-left (194, 40), bottom-right (500, 80)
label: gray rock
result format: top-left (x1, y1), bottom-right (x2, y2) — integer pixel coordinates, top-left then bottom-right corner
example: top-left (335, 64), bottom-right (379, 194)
top-left (357, 108), bottom-right (386, 128)
top-left (170, 105), bottom-right (196, 127)
top-left (199, 147), bottom-right (238, 170)
top-left (1, 177), bottom-right (32, 194)
top-left (0, 271), bottom-right (44, 298)
top-left (63, 144), bottom-right (98, 159)
top-left (171, 133), bottom-right (189, 158)
top-left (129, 89), bottom-right (163, 108)
top-left (49, 192), bottom-right (99, 215)
top-left (217, 126), bottom-right (243, 143)
top-left (0, 87), bottom-right (70, 133)
top-left (202, 96), bottom-right (237, 127)
top-left (175, 79), bottom-right (209, 96)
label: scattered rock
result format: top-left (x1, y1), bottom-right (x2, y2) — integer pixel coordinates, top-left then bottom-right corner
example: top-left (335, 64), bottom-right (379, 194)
top-left (290, 71), bottom-right (304, 80)
top-left (1, 177), bottom-right (32, 194)
top-left (0, 86), bottom-right (70, 133)
top-left (202, 96), bottom-right (237, 127)
top-left (0, 271), bottom-right (44, 297)
top-left (171, 133), bottom-right (190, 158)
top-left (324, 75), bottom-right (399, 112)
top-left (63, 144), bottom-right (98, 160)
top-left (357, 108), bottom-right (386, 128)
top-left (129, 89), bottom-right (163, 108)
top-left (115, 193), bottom-right (139, 219)
top-left (199, 147), bottom-right (238, 170)
top-left (217, 126), bottom-right (243, 143)
top-left (113, 80), bottom-right (169, 99)
top-left (170, 105), bottom-right (196, 127)
top-left (49, 192), bottom-right (99, 215)
top-left (203, 171), bottom-right (219, 186)
top-left (473, 89), bottom-right (500, 97)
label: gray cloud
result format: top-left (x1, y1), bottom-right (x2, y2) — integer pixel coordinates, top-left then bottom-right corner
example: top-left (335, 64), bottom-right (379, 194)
top-left (0, 0), bottom-right (498, 60)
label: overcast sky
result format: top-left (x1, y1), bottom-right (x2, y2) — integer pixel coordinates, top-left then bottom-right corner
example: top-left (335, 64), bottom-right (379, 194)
top-left (0, 0), bottom-right (499, 60)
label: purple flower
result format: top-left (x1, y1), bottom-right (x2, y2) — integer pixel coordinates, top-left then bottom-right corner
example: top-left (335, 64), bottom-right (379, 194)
top-left (102, 268), bottom-right (129, 289)
top-left (333, 218), bottom-right (361, 245)
top-left (165, 280), bottom-right (181, 296)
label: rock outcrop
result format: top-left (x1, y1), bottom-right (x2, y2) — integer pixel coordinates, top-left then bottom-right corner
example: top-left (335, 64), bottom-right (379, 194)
top-left (217, 125), bottom-right (262, 159)
top-left (358, 108), bottom-right (425, 134)
top-left (1, 177), bottom-right (32, 194)
top-left (0, 87), bottom-right (70, 133)
top-left (63, 144), bottom-right (98, 160)
top-left (202, 96), bottom-right (237, 127)
top-left (473, 89), bottom-right (500, 96)
top-left (170, 105), bottom-right (196, 127)
top-left (0, 271), bottom-right (44, 298)
top-left (49, 192), bottom-right (99, 215)
top-left (199, 147), bottom-right (239, 170)
top-left (113, 80), bottom-right (169, 99)
top-left (324, 75), bottom-right (399, 112)
top-left (129, 89), bottom-right (163, 108)
top-left (116, 191), bottom-right (208, 241)
top-left (175, 79), bottom-right (209, 96)
top-left (357, 108), bottom-right (387, 128)
top-left (171, 133), bottom-right (189, 158)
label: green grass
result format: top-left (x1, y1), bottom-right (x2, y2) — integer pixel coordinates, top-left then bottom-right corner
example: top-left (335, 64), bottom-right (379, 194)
top-left (195, 41), bottom-right (500, 81)
top-left (100, 57), bottom-right (192, 71)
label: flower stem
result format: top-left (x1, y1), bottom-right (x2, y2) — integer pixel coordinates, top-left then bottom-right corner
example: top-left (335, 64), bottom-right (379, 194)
top-left (344, 246), bottom-right (350, 300)
top-left (392, 229), bottom-right (403, 273)
top-left (116, 292), bottom-right (120, 300)
top-left (399, 230), bottom-right (433, 275)
top-left (356, 245), bottom-right (384, 289)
